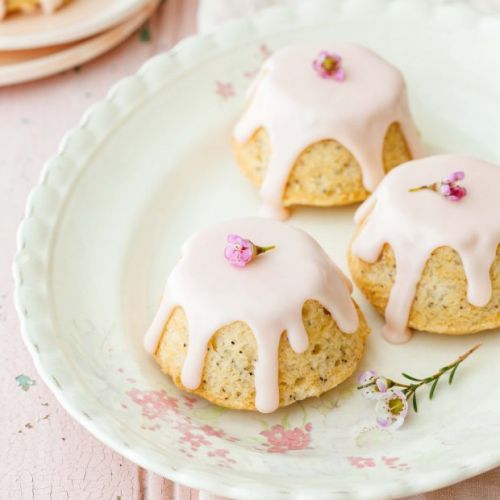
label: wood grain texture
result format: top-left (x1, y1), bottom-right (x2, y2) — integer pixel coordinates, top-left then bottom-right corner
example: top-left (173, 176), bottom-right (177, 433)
top-left (1, 0), bottom-right (500, 498)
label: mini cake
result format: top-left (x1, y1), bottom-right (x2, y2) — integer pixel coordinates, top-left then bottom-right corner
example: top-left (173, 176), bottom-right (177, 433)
top-left (145, 217), bottom-right (370, 413)
top-left (233, 42), bottom-right (423, 220)
top-left (349, 155), bottom-right (500, 344)
top-left (0, 0), bottom-right (67, 19)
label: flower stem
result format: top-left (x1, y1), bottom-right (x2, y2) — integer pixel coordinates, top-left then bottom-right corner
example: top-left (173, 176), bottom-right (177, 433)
top-left (256, 245), bottom-right (276, 255)
top-left (403, 344), bottom-right (481, 403)
top-left (357, 344), bottom-right (480, 396)
top-left (409, 182), bottom-right (439, 193)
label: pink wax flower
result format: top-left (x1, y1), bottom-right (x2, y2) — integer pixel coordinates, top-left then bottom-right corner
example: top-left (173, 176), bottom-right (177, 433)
top-left (358, 370), bottom-right (390, 400)
top-left (224, 234), bottom-right (275, 268)
top-left (409, 171), bottom-right (467, 202)
top-left (439, 171), bottom-right (467, 201)
top-left (357, 344), bottom-right (480, 431)
top-left (375, 389), bottom-right (408, 430)
top-left (312, 51), bottom-right (345, 81)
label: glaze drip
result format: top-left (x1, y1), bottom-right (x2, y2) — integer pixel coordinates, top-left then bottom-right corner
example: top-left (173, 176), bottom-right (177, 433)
top-left (145, 217), bottom-right (359, 413)
top-left (234, 42), bottom-right (423, 219)
top-left (351, 155), bottom-right (500, 343)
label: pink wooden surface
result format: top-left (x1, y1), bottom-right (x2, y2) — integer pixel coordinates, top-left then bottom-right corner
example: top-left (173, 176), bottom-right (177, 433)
top-left (1, 0), bottom-right (499, 498)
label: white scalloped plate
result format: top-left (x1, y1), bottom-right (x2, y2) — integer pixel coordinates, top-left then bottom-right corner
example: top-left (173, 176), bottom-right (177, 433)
top-left (0, 0), bottom-right (151, 50)
top-left (13, 0), bottom-right (500, 498)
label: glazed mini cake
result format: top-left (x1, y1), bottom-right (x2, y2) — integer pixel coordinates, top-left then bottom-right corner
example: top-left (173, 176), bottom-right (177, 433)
top-left (349, 155), bottom-right (500, 344)
top-left (145, 217), bottom-right (370, 413)
top-left (0, 0), bottom-right (67, 19)
top-left (233, 42), bottom-right (423, 219)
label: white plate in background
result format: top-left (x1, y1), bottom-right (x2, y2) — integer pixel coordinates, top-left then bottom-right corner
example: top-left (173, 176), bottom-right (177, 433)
top-left (0, 0), bottom-right (152, 50)
top-left (0, 1), bottom-right (158, 86)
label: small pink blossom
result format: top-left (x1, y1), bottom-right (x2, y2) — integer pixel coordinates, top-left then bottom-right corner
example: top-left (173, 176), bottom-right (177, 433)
top-left (224, 234), bottom-right (275, 268)
top-left (260, 423), bottom-right (312, 453)
top-left (440, 171), bottom-right (467, 201)
top-left (225, 234), bottom-right (255, 267)
top-left (409, 171), bottom-right (467, 202)
top-left (312, 51), bottom-right (345, 81)
top-left (358, 371), bottom-right (390, 400)
top-left (443, 170), bottom-right (465, 183)
top-left (375, 389), bottom-right (408, 430)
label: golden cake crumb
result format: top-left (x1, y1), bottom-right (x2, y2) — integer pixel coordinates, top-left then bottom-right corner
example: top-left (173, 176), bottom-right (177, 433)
top-left (349, 242), bottom-right (500, 334)
top-left (154, 300), bottom-right (370, 410)
top-left (233, 122), bottom-right (411, 207)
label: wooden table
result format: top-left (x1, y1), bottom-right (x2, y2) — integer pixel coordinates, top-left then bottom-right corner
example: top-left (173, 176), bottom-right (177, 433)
top-left (1, 0), bottom-right (499, 498)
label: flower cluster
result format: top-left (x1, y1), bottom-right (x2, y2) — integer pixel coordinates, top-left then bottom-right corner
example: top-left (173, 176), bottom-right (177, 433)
top-left (224, 234), bottom-right (275, 267)
top-left (440, 171), bottom-right (467, 201)
top-left (409, 171), bottom-right (467, 202)
top-left (358, 344), bottom-right (480, 430)
top-left (358, 371), bottom-right (408, 430)
top-left (312, 51), bottom-right (345, 81)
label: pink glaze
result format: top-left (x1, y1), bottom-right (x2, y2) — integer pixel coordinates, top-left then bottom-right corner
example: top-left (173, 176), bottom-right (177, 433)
top-left (145, 217), bottom-right (359, 413)
top-left (234, 42), bottom-right (423, 220)
top-left (351, 155), bottom-right (500, 343)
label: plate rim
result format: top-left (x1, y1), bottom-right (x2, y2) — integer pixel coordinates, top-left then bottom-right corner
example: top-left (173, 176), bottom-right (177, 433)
top-left (12, 0), bottom-right (500, 497)
top-left (0, 0), bottom-right (152, 50)
top-left (0, 1), bottom-right (158, 87)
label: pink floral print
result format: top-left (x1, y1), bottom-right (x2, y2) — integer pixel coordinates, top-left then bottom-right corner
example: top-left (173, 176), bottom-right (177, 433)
top-left (208, 448), bottom-right (236, 465)
top-left (179, 430), bottom-right (211, 451)
top-left (347, 456), bottom-right (411, 470)
top-left (215, 81), bottom-right (235, 100)
top-left (382, 456), bottom-right (410, 471)
top-left (348, 456), bottom-right (376, 469)
top-left (260, 423), bottom-right (312, 453)
top-left (126, 386), bottom-right (239, 467)
top-left (126, 388), bottom-right (178, 419)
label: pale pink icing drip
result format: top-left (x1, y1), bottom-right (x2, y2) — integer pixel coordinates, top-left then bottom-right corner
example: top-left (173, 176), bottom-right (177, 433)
top-left (145, 217), bottom-right (359, 413)
top-left (351, 155), bottom-right (500, 343)
top-left (234, 42), bottom-right (423, 220)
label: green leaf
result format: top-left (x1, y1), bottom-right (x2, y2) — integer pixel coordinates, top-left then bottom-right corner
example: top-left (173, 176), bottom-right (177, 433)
top-left (412, 393), bottom-right (418, 413)
top-left (429, 378), bottom-right (439, 399)
top-left (138, 23), bottom-right (151, 43)
top-left (448, 364), bottom-right (459, 385)
top-left (402, 373), bottom-right (422, 382)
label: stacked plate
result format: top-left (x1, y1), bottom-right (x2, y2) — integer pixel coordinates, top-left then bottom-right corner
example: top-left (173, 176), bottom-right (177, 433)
top-left (0, 0), bottom-right (159, 86)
